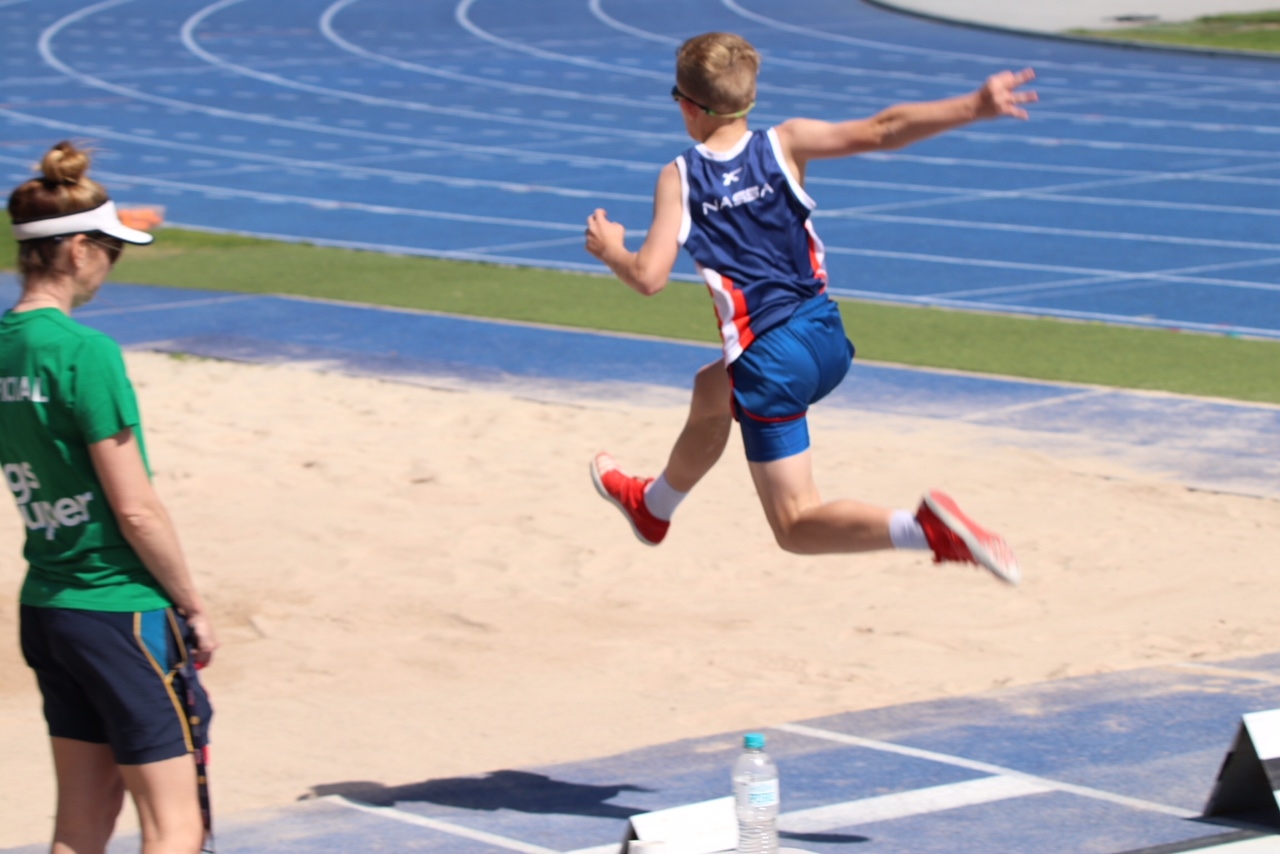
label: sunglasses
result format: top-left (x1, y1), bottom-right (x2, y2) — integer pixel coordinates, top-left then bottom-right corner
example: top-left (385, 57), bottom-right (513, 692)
top-left (670, 85), bottom-right (754, 119)
top-left (83, 233), bottom-right (124, 265)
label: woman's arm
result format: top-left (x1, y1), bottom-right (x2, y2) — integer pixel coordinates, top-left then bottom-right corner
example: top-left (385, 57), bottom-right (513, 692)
top-left (89, 427), bottom-right (219, 664)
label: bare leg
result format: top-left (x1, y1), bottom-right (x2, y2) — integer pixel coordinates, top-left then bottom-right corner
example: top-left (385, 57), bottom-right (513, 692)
top-left (662, 360), bottom-right (733, 493)
top-left (119, 754), bottom-right (204, 854)
top-left (748, 450), bottom-right (895, 555)
top-left (50, 737), bottom-right (126, 854)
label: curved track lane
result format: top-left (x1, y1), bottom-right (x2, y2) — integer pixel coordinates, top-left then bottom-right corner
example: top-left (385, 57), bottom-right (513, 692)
top-left (2, 0), bottom-right (1278, 335)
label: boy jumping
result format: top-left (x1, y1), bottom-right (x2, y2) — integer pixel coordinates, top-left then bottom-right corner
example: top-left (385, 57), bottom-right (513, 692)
top-left (585, 33), bottom-right (1035, 584)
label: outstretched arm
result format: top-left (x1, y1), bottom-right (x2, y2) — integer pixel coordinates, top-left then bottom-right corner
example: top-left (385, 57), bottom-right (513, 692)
top-left (776, 68), bottom-right (1037, 179)
top-left (585, 161), bottom-right (683, 296)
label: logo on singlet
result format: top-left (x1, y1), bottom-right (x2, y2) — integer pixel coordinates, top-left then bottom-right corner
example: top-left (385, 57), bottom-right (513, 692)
top-left (0, 376), bottom-right (49, 403)
top-left (701, 182), bottom-right (775, 216)
top-left (3, 462), bottom-right (95, 541)
top-left (721, 168), bottom-right (743, 186)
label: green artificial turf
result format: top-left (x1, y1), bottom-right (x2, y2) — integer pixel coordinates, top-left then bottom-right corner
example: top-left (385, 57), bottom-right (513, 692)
top-left (1069, 10), bottom-right (1280, 52)
top-left (5, 220), bottom-right (1278, 405)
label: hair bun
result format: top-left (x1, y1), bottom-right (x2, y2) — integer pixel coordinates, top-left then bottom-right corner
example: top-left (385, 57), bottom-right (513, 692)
top-left (39, 141), bottom-right (91, 186)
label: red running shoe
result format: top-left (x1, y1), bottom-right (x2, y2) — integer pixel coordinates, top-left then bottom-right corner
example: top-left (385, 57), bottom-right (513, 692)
top-left (917, 489), bottom-right (1020, 585)
top-left (589, 452), bottom-right (669, 546)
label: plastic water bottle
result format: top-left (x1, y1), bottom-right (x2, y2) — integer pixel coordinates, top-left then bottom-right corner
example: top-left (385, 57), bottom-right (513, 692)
top-left (733, 732), bottom-right (779, 853)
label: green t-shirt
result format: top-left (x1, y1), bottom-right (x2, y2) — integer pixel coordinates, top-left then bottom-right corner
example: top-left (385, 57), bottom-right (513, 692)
top-left (0, 308), bottom-right (170, 611)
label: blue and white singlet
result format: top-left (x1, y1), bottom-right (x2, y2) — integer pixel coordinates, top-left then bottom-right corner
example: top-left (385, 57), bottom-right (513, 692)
top-left (675, 127), bottom-right (828, 364)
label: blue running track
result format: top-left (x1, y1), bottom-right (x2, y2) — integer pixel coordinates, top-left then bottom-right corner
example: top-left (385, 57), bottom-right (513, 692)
top-left (1, 0), bottom-right (1279, 336)
top-left (3, 3), bottom-right (1280, 851)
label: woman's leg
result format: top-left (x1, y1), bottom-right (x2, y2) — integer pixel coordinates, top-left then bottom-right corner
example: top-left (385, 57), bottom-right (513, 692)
top-left (118, 753), bottom-right (204, 854)
top-left (50, 737), bottom-right (126, 854)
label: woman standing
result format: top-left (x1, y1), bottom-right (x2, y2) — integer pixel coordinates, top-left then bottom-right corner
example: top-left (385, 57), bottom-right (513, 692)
top-left (2, 141), bottom-right (217, 854)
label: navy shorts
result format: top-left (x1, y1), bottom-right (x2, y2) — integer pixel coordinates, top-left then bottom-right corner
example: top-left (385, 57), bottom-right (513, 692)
top-left (729, 296), bottom-right (855, 463)
top-left (20, 605), bottom-right (212, 765)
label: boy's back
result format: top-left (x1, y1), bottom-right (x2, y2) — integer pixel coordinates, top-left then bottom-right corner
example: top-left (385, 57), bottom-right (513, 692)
top-left (678, 127), bottom-right (828, 364)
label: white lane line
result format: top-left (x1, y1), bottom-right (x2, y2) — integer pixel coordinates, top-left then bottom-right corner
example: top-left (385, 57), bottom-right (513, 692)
top-left (776, 722), bottom-right (1198, 818)
top-left (324, 795), bottom-right (560, 854)
top-left (923, 128), bottom-right (1280, 162)
top-left (1175, 838), bottom-right (1280, 853)
top-left (17, 87), bottom-right (1267, 208)
top-left (0, 153), bottom-right (587, 233)
top-left (36, 1), bottom-right (685, 155)
top-left (320, 0), bottom-right (712, 112)
top-left (178, 0), bottom-right (682, 141)
top-left (28, 0), bottom-right (1280, 164)
top-left (26, 9), bottom-right (1279, 184)
top-left (779, 775), bottom-right (1052, 832)
top-left (856, 150), bottom-right (1273, 182)
top-left (933, 263), bottom-right (1280, 299)
top-left (955, 389), bottom-right (1112, 423)
top-left (457, 235), bottom-right (587, 254)
top-left (829, 246), bottom-right (1280, 288)
top-left (720, 0), bottom-right (1280, 90)
top-left (73, 294), bottom-right (264, 317)
top-left (465, 0), bottom-right (1280, 135)
top-left (0, 102), bottom-right (661, 173)
top-left (3, 134), bottom-right (1273, 299)
top-left (1169, 662), bottom-right (1280, 687)
top-left (0, 105), bottom-right (650, 203)
top-left (824, 289), bottom-right (1280, 338)
top-left (824, 212), bottom-right (1280, 253)
top-left (824, 183), bottom-right (1280, 219)
top-left (149, 221), bottom-right (644, 276)
top-left (589, 0), bottom-right (1280, 127)
top-left (452, 0), bottom-right (908, 111)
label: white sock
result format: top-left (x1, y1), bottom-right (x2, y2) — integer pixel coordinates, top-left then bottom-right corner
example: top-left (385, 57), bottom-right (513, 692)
top-left (643, 472), bottom-right (686, 521)
top-left (889, 509), bottom-right (929, 550)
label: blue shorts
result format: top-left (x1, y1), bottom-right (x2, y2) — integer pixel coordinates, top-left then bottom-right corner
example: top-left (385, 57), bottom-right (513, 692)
top-left (729, 296), bottom-right (855, 463)
top-left (20, 605), bottom-right (212, 765)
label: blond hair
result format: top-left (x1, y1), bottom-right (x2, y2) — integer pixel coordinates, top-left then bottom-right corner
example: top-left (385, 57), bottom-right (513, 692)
top-left (7, 141), bottom-right (111, 280)
top-left (675, 33), bottom-right (760, 116)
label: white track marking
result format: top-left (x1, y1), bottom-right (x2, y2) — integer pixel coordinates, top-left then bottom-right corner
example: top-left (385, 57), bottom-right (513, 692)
top-left (454, 0), bottom-right (928, 110)
top-left (0, 153), bottom-right (584, 233)
top-left (0, 105), bottom-right (649, 203)
top-left (934, 257), bottom-right (1280, 299)
top-left (779, 775), bottom-right (1053, 831)
top-left (776, 722), bottom-right (1198, 818)
top-left (831, 189), bottom-right (1280, 219)
top-left (31, 5), bottom-right (1280, 175)
top-left (821, 211), bottom-right (1280, 253)
top-left (831, 248), bottom-right (1280, 297)
top-left (178, 0), bottom-right (681, 140)
top-left (73, 294), bottom-right (263, 318)
top-left (720, 0), bottom-right (1280, 89)
top-left (324, 795), bottom-right (561, 854)
top-left (319, 0), bottom-right (671, 111)
top-left (589, 0), bottom-right (1280, 122)
top-left (820, 289), bottom-right (1280, 338)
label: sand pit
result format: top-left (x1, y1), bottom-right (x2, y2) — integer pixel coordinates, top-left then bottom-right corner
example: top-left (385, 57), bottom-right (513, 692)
top-left (1, 351), bottom-right (1277, 847)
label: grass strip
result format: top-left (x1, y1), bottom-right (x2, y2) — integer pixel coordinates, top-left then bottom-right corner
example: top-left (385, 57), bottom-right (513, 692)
top-left (3, 226), bottom-right (1272, 405)
top-left (1069, 10), bottom-right (1280, 53)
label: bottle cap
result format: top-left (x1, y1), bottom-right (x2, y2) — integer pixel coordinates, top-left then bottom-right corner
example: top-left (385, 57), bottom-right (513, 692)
top-left (743, 732), bottom-right (765, 750)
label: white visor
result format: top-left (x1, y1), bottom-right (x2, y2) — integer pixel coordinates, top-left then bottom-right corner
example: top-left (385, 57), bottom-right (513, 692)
top-left (11, 200), bottom-right (154, 245)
